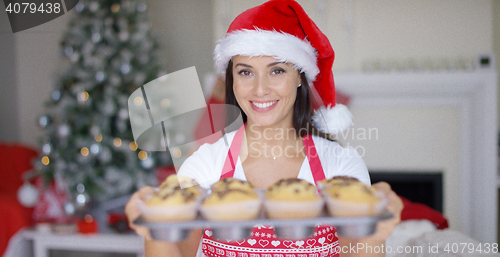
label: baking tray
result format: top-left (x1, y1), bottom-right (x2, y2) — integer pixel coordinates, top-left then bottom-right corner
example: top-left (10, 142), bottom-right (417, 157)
top-left (135, 211), bottom-right (393, 242)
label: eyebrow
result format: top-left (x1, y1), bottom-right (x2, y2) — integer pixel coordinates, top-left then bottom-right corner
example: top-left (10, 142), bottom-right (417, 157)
top-left (234, 61), bottom-right (286, 69)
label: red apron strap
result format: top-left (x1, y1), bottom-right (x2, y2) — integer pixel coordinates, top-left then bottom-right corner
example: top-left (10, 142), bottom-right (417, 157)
top-left (220, 125), bottom-right (246, 179)
top-left (303, 134), bottom-right (326, 184)
top-left (221, 130), bottom-right (326, 184)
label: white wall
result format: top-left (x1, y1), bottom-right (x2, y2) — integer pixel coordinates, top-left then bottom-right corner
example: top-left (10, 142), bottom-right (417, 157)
top-left (2, 1), bottom-right (214, 147)
top-left (214, 0), bottom-right (492, 72)
top-left (0, 7), bottom-right (20, 142)
top-left (341, 106), bottom-right (461, 230)
top-left (0, 7), bottom-right (71, 147)
top-left (15, 16), bottom-right (71, 147)
top-left (145, 0), bottom-right (214, 147)
top-left (494, 0), bottom-right (500, 128)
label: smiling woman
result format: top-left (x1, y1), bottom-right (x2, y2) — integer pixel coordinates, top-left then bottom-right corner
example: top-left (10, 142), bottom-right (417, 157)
top-left (125, 0), bottom-right (403, 256)
top-left (232, 56), bottom-right (300, 129)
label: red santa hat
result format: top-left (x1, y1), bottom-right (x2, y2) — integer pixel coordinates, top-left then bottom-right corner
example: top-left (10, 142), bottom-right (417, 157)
top-left (214, 0), bottom-right (352, 134)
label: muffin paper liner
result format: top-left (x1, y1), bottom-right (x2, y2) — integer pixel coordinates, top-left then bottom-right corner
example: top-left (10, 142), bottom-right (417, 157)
top-left (200, 199), bottom-right (261, 221)
top-left (324, 195), bottom-right (388, 217)
top-left (140, 201), bottom-right (199, 222)
top-left (264, 199), bottom-right (324, 219)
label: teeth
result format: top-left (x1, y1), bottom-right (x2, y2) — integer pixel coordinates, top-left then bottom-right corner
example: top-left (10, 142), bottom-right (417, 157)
top-left (252, 101), bottom-right (277, 109)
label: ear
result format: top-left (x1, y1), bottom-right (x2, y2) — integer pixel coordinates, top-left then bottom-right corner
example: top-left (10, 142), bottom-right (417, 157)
top-left (298, 72), bottom-right (305, 86)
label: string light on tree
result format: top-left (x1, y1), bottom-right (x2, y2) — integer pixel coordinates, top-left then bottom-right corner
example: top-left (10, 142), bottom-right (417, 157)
top-left (57, 124), bottom-right (70, 138)
top-left (74, 183), bottom-right (90, 211)
top-left (171, 148), bottom-right (182, 159)
top-left (52, 91), bottom-right (61, 101)
top-left (133, 96), bottom-right (143, 106)
top-left (81, 147), bottom-right (89, 156)
top-left (90, 144), bottom-right (100, 155)
top-left (138, 150), bottom-right (148, 160)
top-left (42, 144), bottom-right (52, 154)
top-left (38, 116), bottom-right (49, 128)
top-left (160, 98), bottom-right (170, 108)
top-left (41, 156), bottom-right (50, 165)
top-left (111, 3), bottom-right (120, 12)
top-left (94, 133), bottom-right (103, 142)
top-left (78, 92), bottom-right (89, 103)
top-left (129, 141), bottom-right (138, 151)
top-left (113, 138), bottom-right (122, 147)
top-left (141, 156), bottom-right (154, 169)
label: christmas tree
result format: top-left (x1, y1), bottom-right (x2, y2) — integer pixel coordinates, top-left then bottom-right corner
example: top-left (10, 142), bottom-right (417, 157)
top-left (34, 0), bottom-right (171, 205)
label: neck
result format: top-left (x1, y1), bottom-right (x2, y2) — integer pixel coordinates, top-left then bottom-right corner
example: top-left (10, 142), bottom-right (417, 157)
top-left (246, 122), bottom-right (297, 142)
top-left (243, 121), bottom-right (304, 159)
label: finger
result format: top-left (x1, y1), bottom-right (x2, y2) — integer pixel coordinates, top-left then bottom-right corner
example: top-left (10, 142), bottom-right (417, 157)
top-left (385, 192), bottom-right (403, 217)
top-left (137, 186), bottom-right (156, 201)
top-left (130, 223), bottom-right (153, 240)
top-left (125, 186), bottom-right (155, 217)
top-left (372, 182), bottom-right (403, 216)
top-left (125, 193), bottom-right (142, 221)
top-left (371, 181), bottom-right (391, 195)
top-left (125, 186), bottom-right (156, 231)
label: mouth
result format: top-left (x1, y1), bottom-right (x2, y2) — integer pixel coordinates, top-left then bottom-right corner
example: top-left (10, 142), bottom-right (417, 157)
top-left (251, 101), bottom-right (278, 109)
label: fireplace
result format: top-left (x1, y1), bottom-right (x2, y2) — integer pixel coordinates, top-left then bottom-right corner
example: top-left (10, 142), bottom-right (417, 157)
top-left (335, 71), bottom-right (497, 242)
top-left (370, 171), bottom-right (443, 213)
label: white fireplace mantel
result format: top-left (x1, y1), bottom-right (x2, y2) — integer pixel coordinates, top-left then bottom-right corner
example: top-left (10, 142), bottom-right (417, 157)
top-left (335, 71), bottom-right (498, 243)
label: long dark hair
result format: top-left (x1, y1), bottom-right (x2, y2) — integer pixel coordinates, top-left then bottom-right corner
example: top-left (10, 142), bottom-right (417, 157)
top-left (225, 60), bottom-right (333, 140)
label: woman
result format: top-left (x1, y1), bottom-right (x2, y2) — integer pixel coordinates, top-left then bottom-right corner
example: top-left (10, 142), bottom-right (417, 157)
top-left (126, 0), bottom-right (403, 256)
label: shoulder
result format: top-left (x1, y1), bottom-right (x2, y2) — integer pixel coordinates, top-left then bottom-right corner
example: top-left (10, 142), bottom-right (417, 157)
top-left (196, 130), bottom-right (237, 158)
top-left (310, 134), bottom-right (362, 159)
top-left (177, 130), bottom-right (237, 188)
top-left (310, 135), bottom-right (370, 185)
top-left (310, 134), bottom-right (347, 158)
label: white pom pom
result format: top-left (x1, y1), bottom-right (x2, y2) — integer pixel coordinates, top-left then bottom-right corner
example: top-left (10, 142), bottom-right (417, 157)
top-left (312, 104), bottom-right (353, 135)
top-left (17, 181), bottom-right (39, 207)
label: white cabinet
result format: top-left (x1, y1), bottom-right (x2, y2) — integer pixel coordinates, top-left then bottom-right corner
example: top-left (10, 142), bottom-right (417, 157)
top-left (22, 230), bottom-right (144, 257)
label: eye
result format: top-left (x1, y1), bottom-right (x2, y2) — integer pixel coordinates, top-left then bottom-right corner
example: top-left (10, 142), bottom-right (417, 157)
top-left (237, 69), bottom-right (252, 76)
top-left (271, 68), bottom-right (286, 75)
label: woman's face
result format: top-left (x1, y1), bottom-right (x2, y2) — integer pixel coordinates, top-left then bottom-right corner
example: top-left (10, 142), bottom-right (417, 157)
top-left (232, 55), bottom-right (301, 128)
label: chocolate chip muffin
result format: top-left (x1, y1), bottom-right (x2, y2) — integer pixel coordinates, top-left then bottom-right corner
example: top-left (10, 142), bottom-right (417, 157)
top-left (140, 175), bottom-right (200, 222)
top-left (322, 179), bottom-right (385, 217)
top-left (318, 176), bottom-right (360, 188)
top-left (158, 174), bottom-right (201, 197)
top-left (200, 178), bottom-right (260, 221)
top-left (211, 177), bottom-right (255, 193)
top-left (266, 178), bottom-right (319, 201)
top-left (264, 178), bottom-right (323, 219)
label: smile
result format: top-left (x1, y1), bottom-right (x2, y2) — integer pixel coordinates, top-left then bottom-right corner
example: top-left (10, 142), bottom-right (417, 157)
top-left (251, 101), bottom-right (277, 109)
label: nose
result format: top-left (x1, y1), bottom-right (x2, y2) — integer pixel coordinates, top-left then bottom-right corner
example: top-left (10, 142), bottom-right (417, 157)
top-left (253, 75), bottom-right (271, 97)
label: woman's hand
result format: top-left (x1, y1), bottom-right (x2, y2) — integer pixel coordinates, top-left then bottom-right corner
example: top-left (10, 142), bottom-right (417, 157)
top-left (370, 181), bottom-right (403, 241)
top-left (337, 181), bottom-right (403, 256)
top-left (124, 186), bottom-right (156, 240)
top-left (125, 186), bottom-right (201, 257)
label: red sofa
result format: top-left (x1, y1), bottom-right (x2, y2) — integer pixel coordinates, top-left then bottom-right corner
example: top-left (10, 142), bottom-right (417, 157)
top-left (0, 143), bottom-right (38, 256)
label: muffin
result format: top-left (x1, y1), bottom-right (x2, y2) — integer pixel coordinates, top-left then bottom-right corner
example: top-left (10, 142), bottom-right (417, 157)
top-left (322, 179), bottom-right (385, 217)
top-left (200, 178), bottom-right (260, 221)
top-left (211, 177), bottom-right (254, 192)
top-left (264, 178), bottom-right (323, 219)
top-left (140, 175), bottom-right (200, 222)
top-left (318, 176), bottom-right (360, 188)
top-left (159, 175), bottom-right (201, 195)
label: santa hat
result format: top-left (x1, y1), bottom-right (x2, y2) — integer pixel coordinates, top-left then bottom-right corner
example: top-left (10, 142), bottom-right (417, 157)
top-left (214, 0), bottom-right (352, 134)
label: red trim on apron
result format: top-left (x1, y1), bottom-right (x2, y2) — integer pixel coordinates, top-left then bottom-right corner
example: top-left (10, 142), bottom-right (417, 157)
top-left (302, 134), bottom-right (326, 183)
top-left (221, 125), bottom-right (245, 179)
top-left (204, 127), bottom-right (339, 257)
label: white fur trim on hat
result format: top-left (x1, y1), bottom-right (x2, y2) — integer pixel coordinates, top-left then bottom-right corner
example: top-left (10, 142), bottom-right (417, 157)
top-left (312, 104), bottom-right (353, 135)
top-left (214, 29), bottom-right (319, 82)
